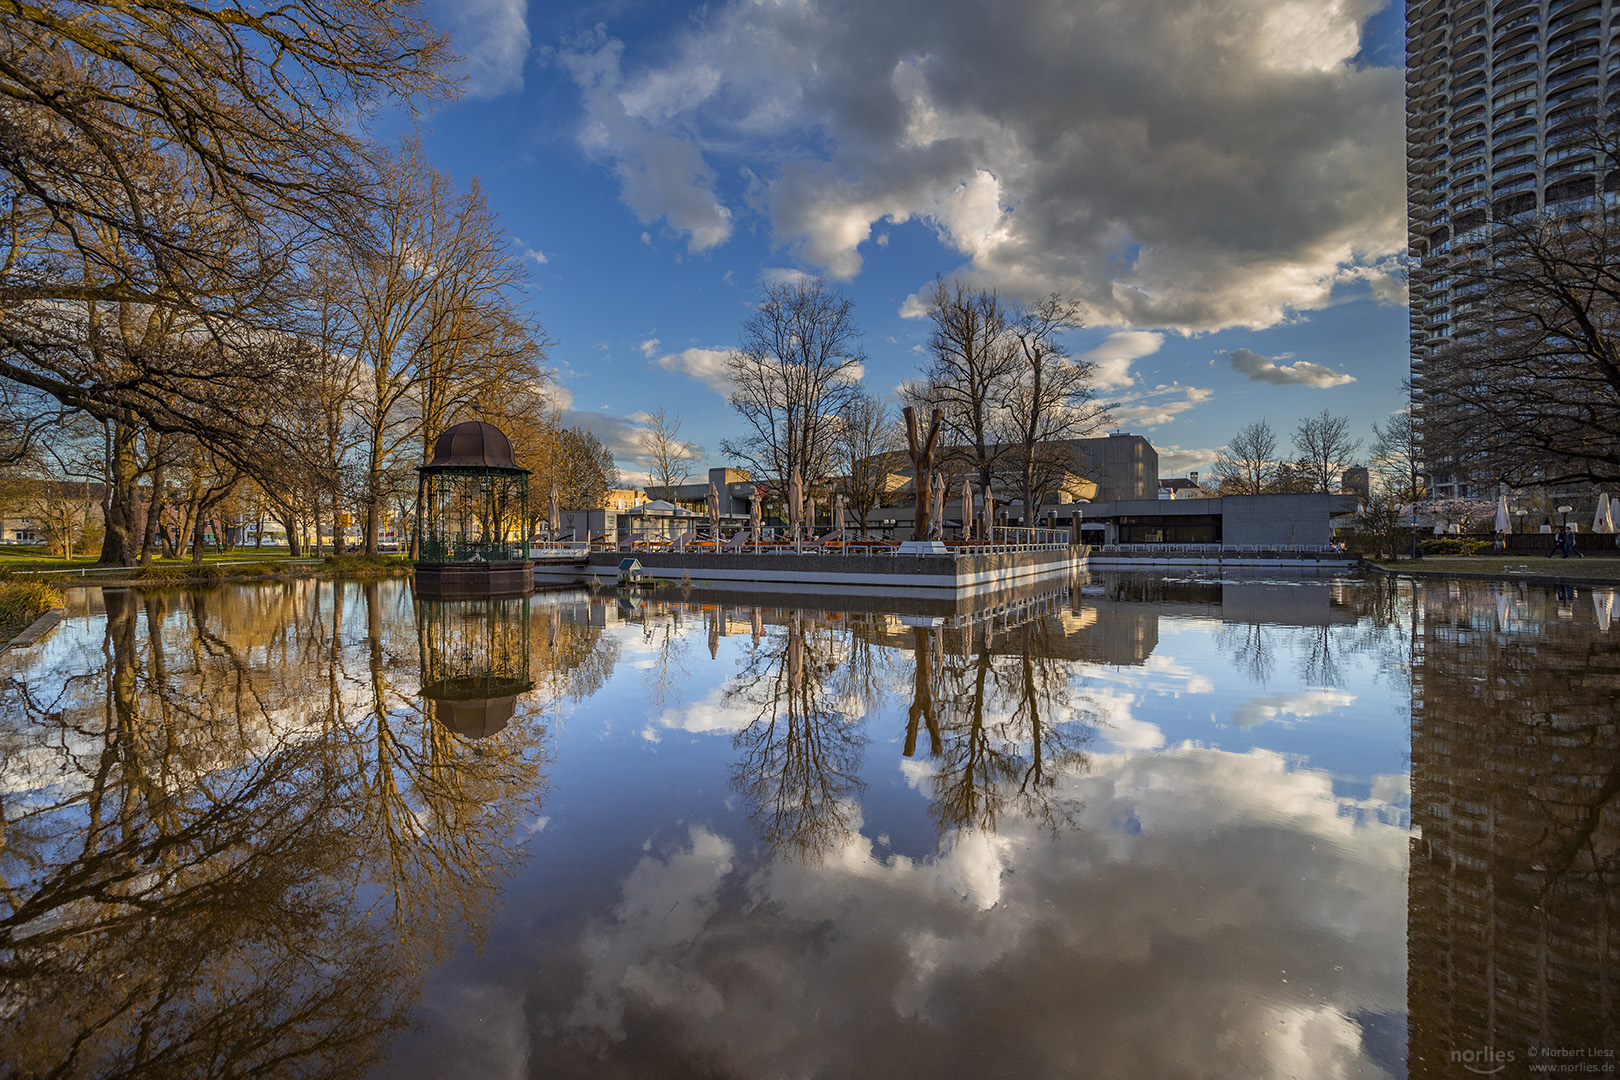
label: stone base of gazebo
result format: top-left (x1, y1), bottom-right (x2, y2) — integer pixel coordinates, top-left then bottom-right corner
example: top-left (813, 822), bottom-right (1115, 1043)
top-left (414, 561), bottom-right (535, 599)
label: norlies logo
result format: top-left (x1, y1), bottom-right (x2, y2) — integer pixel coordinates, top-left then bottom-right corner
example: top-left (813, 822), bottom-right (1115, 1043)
top-left (1452, 1048), bottom-right (1516, 1075)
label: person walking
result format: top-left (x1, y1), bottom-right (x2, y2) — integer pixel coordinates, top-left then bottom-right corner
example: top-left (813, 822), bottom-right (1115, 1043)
top-left (1565, 528), bottom-right (1583, 558)
top-left (1550, 526), bottom-right (1568, 557)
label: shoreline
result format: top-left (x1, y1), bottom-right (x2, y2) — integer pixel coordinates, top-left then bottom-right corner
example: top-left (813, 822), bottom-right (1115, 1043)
top-left (1362, 559), bottom-right (1620, 589)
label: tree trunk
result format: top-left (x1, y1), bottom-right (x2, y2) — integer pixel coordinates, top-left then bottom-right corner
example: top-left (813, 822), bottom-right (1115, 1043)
top-left (99, 419), bottom-right (143, 565)
top-left (277, 508), bottom-right (302, 557)
top-left (138, 469), bottom-right (165, 565)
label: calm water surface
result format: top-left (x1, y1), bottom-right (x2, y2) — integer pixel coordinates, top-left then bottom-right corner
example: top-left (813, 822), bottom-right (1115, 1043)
top-left (2, 573), bottom-right (1616, 1079)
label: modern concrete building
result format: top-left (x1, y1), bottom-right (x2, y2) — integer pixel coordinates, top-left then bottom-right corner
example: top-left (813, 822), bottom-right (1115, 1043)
top-left (1067, 492), bottom-right (1361, 549)
top-left (1405, 0), bottom-right (1619, 496)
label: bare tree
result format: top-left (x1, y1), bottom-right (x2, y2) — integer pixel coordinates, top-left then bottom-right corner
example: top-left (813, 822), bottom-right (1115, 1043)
top-left (1422, 203), bottom-right (1620, 488)
top-left (1292, 410), bottom-right (1361, 493)
top-left (1370, 405), bottom-right (1424, 502)
top-left (1210, 420), bottom-right (1280, 494)
top-left (345, 140), bottom-right (545, 554)
top-left (641, 407), bottom-right (694, 500)
top-left (720, 275), bottom-right (865, 492)
top-left (1000, 295), bottom-right (1108, 523)
top-left (834, 389), bottom-right (900, 537)
top-left (906, 278), bottom-right (1017, 495)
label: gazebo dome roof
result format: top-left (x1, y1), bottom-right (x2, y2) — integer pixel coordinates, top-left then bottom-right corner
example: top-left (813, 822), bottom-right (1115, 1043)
top-left (421, 421), bottom-right (527, 472)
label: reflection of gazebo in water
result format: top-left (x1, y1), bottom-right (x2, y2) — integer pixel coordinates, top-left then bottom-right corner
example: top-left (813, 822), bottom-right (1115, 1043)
top-left (415, 420), bottom-right (533, 598)
top-left (416, 597), bottom-right (533, 739)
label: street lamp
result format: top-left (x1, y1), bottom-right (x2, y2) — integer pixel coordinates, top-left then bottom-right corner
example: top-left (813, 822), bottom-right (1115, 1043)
top-left (1514, 508), bottom-right (1526, 533)
top-left (1558, 504), bottom-right (1574, 530)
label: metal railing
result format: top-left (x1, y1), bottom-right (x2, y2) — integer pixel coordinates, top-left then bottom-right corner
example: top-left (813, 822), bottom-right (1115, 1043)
top-left (601, 524), bottom-right (1079, 557)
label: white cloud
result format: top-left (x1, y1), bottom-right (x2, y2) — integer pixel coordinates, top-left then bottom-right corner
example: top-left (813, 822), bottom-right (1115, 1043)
top-left (524, 248), bottom-right (548, 265)
top-left (1105, 383), bottom-right (1214, 429)
top-left (655, 347), bottom-right (735, 398)
top-left (560, 0), bottom-right (1403, 332)
top-left (1153, 445), bottom-right (1224, 477)
top-left (433, 0), bottom-right (529, 99)
top-left (639, 337), bottom-right (661, 358)
top-left (1079, 331), bottom-right (1164, 390)
top-left (1221, 348), bottom-right (1357, 388)
top-left (561, 37), bottom-right (734, 252)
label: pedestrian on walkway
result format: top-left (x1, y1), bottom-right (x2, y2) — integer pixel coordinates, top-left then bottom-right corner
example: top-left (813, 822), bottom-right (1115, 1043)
top-left (1550, 526), bottom-right (1567, 557)
top-left (1565, 529), bottom-right (1583, 558)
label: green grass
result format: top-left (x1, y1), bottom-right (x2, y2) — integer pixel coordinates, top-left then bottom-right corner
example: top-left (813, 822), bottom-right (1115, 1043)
top-left (317, 553), bottom-right (414, 578)
top-left (0, 580), bottom-right (64, 640)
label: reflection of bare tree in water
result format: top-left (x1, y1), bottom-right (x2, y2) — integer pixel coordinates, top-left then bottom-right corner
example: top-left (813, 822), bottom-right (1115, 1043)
top-left (1216, 620), bottom-right (1276, 686)
top-left (909, 619), bottom-right (1094, 840)
top-left (0, 579), bottom-right (609, 1079)
top-left (730, 612), bottom-right (868, 861)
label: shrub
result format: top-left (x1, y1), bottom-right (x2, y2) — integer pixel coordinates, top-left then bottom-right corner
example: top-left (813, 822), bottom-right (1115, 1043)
top-left (0, 581), bottom-right (64, 631)
top-left (1418, 537), bottom-right (1489, 557)
top-left (136, 563), bottom-right (224, 582)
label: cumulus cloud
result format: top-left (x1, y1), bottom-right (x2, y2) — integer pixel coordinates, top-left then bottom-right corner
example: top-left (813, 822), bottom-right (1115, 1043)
top-left (655, 347), bottom-right (735, 397)
top-left (560, 37), bottom-right (733, 252)
top-left (1079, 331), bottom-right (1164, 390)
top-left (1221, 348), bottom-right (1357, 388)
top-left (524, 248), bottom-right (548, 265)
top-left (559, 0), bottom-right (1404, 332)
top-left (433, 0), bottom-right (529, 99)
top-left (564, 409), bottom-right (705, 471)
top-left (638, 337), bottom-right (661, 358)
top-left (1230, 689), bottom-right (1357, 729)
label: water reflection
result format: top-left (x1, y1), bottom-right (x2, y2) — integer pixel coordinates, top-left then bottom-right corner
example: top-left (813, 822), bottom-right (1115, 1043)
top-left (0, 580), bottom-right (606, 1080)
top-left (4, 575), bottom-right (1618, 1078)
top-left (1407, 582), bottom-right (1620, 1073)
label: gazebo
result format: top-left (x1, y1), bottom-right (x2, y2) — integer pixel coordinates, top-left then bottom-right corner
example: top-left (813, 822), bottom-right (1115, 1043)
top-left (415, 596), bottom-right (532, 739)
top-left (415, 420), bottom-right (533, 597)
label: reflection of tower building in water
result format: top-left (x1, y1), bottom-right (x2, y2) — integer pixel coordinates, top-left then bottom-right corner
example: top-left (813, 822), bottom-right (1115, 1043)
top-left (415, 596), bottom-right (534, 739)
top-left (1407, 584), bottom-right (1620, 1075)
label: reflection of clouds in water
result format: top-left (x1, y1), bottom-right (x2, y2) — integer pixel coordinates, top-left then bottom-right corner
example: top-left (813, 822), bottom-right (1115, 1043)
top-left (1087, 688), bottom-right (1166, 750)
top-left (1089, 652), bottom-right (1216, 695)
top-left (557, 744), bottom-right (1409, 1078)
top-left (1229, 689), bottom-right (1357, 729)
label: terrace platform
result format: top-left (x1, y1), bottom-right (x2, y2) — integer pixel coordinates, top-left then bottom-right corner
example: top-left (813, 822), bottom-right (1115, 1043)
top-left (534, 542), bottom-right (1087, 597)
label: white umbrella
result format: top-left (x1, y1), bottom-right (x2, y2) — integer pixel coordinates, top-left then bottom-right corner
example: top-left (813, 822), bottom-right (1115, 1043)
top-left (751, 488), bottom-right (762, 536)
top-left (707, 481), bottom-right (720, 533)
top-left (961, 478), bottom-right (973, 541)
top-left (808, 496), bottom-right (818, 537)
top-left (789, 466), bottom-right (803, 540)
top-left (1494, 494), bottom-right (1510, 534)
top-left (833, 493), bottom-right (845, 536)
top-left (1496, 587), bottom-right (1511, 632)
top-left (982, 486), bottom-right (995, 542)
top-left (930, 476), bottom-right (944, 540)
top-left (1595, 589), bottom-right (1614, 633)
top-left (549, 481), bottom-right (560, 537)
top-left (1594, 492), bottom-right (1612, 534)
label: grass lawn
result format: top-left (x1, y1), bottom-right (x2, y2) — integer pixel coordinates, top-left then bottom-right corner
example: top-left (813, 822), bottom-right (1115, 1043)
top-left (1370, 556), bottom-right (1620, 582)
top-left (0, 547), bottom-right (409, 582)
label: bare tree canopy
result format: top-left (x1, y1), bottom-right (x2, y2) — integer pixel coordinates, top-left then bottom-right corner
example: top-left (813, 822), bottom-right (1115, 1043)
top-left (834, 389), bottom-right (899, 536)
top-left (1291, 410), bottom-right (1361, 493)
top-left (720, 275), bottom-right (865, 492)
top-left (641, 407), bottom-right (694, 500)
top-left (1000, 295), bottom-right (1108, 521)
top-left (0, 0), bottom-right (450, 301)
top-left (1210, 420), bottom-right (1279, 495)
top-left (906, 278), bottom-right (1017, 493)
top-left (1422, 205), bottom-right (1620, 487)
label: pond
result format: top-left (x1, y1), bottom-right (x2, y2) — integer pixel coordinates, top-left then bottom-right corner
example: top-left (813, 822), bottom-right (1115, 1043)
top-left (1, 573), bottom-right (1616, 1078)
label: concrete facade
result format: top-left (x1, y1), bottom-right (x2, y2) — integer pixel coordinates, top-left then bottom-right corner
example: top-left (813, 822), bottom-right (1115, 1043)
top-left (1069, 492), bottom-right (1359, 548)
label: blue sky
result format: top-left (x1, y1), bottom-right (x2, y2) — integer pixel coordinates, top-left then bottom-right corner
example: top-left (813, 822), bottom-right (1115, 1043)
top-left (395, 0), bottom-right (1412, 484)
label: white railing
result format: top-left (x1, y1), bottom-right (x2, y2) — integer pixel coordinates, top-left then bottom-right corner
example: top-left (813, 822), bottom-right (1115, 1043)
top-left (602, 524), bottom-right (1080, 557)
top-left (1094, 543), bottom-right (1337, 556)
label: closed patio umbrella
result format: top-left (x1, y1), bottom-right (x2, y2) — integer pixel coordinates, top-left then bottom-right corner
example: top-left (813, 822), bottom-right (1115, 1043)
top-left (1594, 589), bottom-right (1613, 634)
top-left (833, 493), bottom-right (845, 536)
top-left (808, 496), bottom-right (818, 537)
top-left (549, 481), bottom-right (560, 538)
top-left (1594, 492), bottom-right (1613, 533)
top-left (982, 486), bottom-right (995, 542)
top-left (707, 481), bottom-right (720, 534)
top-left (789, 466), bottom-right (803, 540)
top-left (930, 476), bottom-right (944, 540)
top-left (1494, 493), bottom-right (1510, 535)
top-left (961, 478), bottom-right (973, 541)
